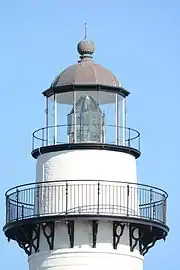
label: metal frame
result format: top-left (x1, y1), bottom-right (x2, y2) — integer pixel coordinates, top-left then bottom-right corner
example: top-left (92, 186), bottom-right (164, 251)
top-left (73, 91), bottom-right (77, 143)
top-left (53, 93), bottom-right (57, 145)
top-left (122, 97), bottom-right (126, 145)
top-left (115, 93), bottom-right (119, 145)
top-left (45, 97), bottom-right (49, 146)
top-left (42, 84), bottom-right (130, 99)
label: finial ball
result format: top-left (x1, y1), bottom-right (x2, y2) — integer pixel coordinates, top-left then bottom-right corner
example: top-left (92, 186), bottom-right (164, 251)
top-left (77, 40), bottom-right (95, 56)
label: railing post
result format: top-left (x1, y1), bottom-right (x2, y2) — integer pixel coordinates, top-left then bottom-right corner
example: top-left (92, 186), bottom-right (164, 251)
top-left (8, 199), bottom-right (10, 222)
top-left (36, 185), bottom-right (40, 216)
top-left (97, 182), bottom-right (100, 214)
top-left (150, 188), bottom-right (153, 219)
top-left (42, 128), bottom-right (44, 147)
top-left (46, 127), bottom-right (49, 146)
top-left (66, 182), bottom-right (68, 214)
top-left (32, 135), bottom-right (34, 151)
top-left (127, 185), bottom-right (129, 216)
top-left (16, 189), bottom-right (19, 221)
top-left (6, 196), bottom-right (9, 223)
top-left (102, 115), bottom-right (106, 143)
top-left (128, 128), bottom-right (130, 147)
top-left (163, 195), bottom-right (166, 224)
top-left (22, 205), bottom-right (24, 219)
top-left (153, 203), bottom-right (156, 220)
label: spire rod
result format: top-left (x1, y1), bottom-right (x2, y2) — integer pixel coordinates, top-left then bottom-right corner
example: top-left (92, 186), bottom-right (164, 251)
top-left (84, 22), bottom-right (87, 40)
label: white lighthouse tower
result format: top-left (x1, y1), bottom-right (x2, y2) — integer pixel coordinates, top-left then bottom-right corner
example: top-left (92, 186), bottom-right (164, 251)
top-left (4, 38), bottom-right (169, 270)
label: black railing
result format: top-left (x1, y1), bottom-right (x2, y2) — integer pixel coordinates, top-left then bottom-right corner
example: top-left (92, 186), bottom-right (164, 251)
top-left (5, 180), bottom-right (167, 225)
top-left (32, 125), bottom-right (140, 151)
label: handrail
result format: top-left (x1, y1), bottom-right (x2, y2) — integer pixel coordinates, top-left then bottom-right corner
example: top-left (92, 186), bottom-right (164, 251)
top-left (32, 124), bottom-right (140, 151)
top-left (33, 125), bottom-right (140, 141)
top-left (5, 180), bottom-right (168, 198)
top-left (5, 180), bottom-right (168, 225)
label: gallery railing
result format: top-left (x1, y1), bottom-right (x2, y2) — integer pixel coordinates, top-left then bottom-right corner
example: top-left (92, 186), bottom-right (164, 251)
top-left (5, 180), bottom-right (167, 225)
top-left (32, 124), bottom-right (140, 151)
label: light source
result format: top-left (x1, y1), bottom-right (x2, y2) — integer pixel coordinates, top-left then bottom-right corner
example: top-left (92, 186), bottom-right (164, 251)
top-left (67, 94), bottom-right (105, 143)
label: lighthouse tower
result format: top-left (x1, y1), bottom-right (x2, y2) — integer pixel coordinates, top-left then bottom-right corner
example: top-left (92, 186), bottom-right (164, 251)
top-left (4, 38), bottom-right (169, 270)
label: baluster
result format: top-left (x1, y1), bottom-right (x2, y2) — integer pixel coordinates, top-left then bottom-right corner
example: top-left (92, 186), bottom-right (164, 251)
top-left (16, 189), bottom-right (19, 220)
top-left (97, 182), bottom-right (100, 214)
top-left (127, 185), bottom-right (129, 216)
top-left (66, 182), bottom-right (68, 214)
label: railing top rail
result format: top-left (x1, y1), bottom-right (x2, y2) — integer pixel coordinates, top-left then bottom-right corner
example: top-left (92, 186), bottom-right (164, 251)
top-left (32, 124), bottom-right (140, 141)
top-left (5, 179), bottom-right (168, 198)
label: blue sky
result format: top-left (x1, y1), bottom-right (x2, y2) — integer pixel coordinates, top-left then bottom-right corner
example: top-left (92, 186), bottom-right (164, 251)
top-left (0, 1), bottom-right (179, 269)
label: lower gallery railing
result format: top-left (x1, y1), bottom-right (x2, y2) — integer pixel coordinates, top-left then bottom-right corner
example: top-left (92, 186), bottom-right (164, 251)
top-left (6, 180), bottom-right (167, 225)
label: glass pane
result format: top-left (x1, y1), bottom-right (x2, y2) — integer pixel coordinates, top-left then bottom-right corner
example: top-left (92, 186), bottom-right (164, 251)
top-left (118, 95), bottom-right (126, 145)
top-left (56, 92), bottom-right (73, 144)
top-left (47, 96), bottom-right (54, 145)
top-left (47, 92), bottom-right (74, 145)
top-left (99, 91), bottom-right (116, 144)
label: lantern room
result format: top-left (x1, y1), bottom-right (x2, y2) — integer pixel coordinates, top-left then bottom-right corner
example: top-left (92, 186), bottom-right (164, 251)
top-left (32, 39), bottom-right (140, 158)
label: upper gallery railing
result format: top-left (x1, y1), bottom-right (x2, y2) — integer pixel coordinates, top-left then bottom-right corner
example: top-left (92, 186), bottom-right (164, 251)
top-left (32, 124), bottom-right (140, 151)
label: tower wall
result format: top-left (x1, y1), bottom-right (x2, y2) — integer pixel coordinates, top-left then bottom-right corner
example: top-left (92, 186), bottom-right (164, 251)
top-left (36, 150), bottom-right (137, 183)
top-left (28, 220), bottom-right (144, 270)
top-left (29, 150), bottom-right (143, 270)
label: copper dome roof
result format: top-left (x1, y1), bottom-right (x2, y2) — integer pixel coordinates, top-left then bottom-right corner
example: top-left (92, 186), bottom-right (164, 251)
top-left (51, 39), bottom-right (120, 88)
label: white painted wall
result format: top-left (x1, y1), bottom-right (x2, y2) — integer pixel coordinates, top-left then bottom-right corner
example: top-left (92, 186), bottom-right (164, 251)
top-left (36, 150), bottom-right (137, 183)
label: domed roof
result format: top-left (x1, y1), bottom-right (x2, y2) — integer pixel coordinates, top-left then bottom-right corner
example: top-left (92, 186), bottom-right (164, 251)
top-left (51, 39), bottom-right (120, 88)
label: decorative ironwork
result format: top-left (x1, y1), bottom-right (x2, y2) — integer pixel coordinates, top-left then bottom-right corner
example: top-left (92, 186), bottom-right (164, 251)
top-left (67, 221), bottom-right (74, 248)
top-left (41, 222), bottom-right (55, 250)
top-left (92, 220), bottom-right (98, 248)
top-left (17, 238), bottom-right (31, 256)
top-left (129, 224), bottom-right (167, 256)
top-left (5, 220), bottom-right (168, 256)
top-left (31, 224), bottom-right (40, 253)
top-left (14, 224), bottom-right (40, 256)
top-left (129, 225), bottom-right (142, 252)
top-left (141, 235), bottom-right (158, 256)
top-left (113, 222), bottom-right (125, 249)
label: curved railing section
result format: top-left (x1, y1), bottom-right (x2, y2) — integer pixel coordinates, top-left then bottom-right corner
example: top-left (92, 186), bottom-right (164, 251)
top-left (32, 125), bottom-right (140, 151)
top-left (5, 180), bottom-right (167, 226)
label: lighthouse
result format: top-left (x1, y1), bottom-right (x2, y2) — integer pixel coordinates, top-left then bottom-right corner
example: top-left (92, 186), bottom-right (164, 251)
top-left (3, 38), bottom-right (169, 270)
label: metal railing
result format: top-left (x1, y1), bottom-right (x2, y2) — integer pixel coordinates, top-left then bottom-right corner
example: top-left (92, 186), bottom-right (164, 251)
top-left (5, 180), bottom-right (167, 225)
top-left (32, 125), bottom-right (140, 151)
